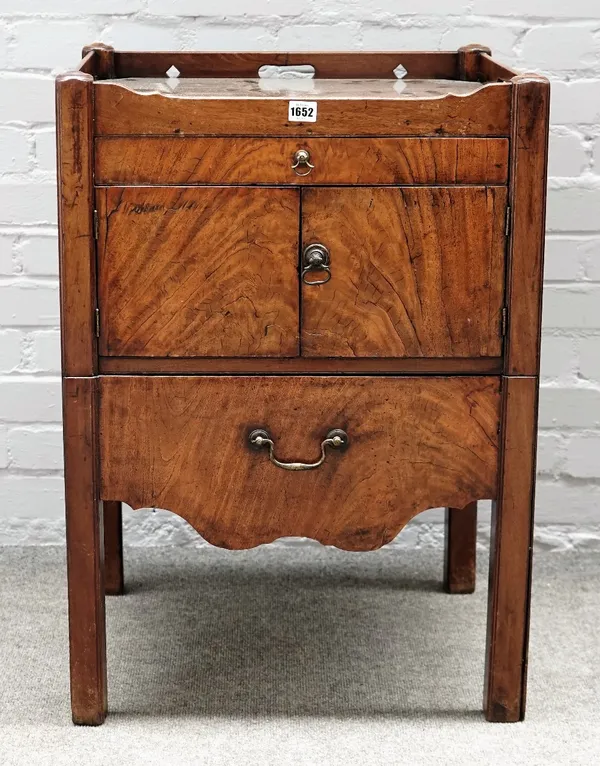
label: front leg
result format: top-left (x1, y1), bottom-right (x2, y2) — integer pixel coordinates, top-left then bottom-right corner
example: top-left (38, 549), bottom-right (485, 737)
top-left (64, 378), bottom-right (107, 725)
top-left (484, 377), bottom-right (537, 722)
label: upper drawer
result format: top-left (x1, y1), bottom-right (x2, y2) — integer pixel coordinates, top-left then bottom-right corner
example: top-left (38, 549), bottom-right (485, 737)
top-left (95, 137), bottom-right (509, 186)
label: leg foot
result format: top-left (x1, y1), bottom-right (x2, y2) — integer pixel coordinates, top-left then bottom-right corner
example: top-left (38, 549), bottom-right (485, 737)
top-left (104, 500), bottom-right (124, 595)
top-left (444, 502), bottom-right (477, 594)
top-left (484, 377), bottom-right (537, 722)
top-left (72, 710), bottom-right (107, 727)
top-left (64, 379), bottom-right (107, 725)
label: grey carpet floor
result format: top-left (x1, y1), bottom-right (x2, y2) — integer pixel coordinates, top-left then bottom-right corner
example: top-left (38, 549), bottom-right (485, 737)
top-left (0, 545), bottom-right (599, 766)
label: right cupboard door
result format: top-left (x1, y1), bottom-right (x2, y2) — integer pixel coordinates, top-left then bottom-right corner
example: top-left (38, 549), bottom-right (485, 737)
top-left (301, 186), bottom-right (507, 358)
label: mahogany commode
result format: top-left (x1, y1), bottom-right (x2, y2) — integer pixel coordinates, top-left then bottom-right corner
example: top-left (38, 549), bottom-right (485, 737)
top-left (56, 44), bottom-right (549, 725)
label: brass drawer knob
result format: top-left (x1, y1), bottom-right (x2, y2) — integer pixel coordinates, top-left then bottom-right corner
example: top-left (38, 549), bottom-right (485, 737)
top-left (249, 428), bottom-right (348, 471)
top-left (291, 148), bottom-right (314, 176)
top-left (302, 243), bottom-right (331, 285)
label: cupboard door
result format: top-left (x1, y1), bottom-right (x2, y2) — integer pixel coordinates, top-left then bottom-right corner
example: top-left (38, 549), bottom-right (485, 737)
top-left (301, 186), bottom-right (506, 358)
top-left (97, 187), bottom-right (299, 358)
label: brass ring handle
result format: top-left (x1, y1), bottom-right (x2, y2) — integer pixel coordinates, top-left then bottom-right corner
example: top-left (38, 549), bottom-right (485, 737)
top-left (249, 428), bottom-right (348, 471)
top-left (292, 149), bottom-right (314, 176)
top-left (301, 264), bottom-right (331, 285)
top-left (302, 243), bottom-right (331, 286)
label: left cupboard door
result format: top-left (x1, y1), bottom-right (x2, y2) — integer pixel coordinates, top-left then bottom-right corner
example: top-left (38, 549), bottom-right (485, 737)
top-left (97, 187), bottom-right (300, 358)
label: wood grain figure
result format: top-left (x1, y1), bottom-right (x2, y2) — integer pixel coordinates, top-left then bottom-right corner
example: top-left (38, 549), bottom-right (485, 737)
top-left (458, 44), bottom-right (491, 81)
top-left (98, 356), bottom-right (503, 375)
top-left (505, 75), bottom-right (550, 375)
top-left (63, 378), bottom-right (106, 725)
top-left (97, 186), bottom-right (300, 357)
top-left (99, 376), bottom-right (500, 550)
top-left (485, 376), bottom-right (539, 722)
top-left (112, 51), bottom-right (460, 79)
top-left (94, 81), bottom-right (511, 137)
top-left (56, 72), bottom-right (97, 376)
top-left (95, 137), bottom-right (509, 186)
top-left (57, 46), bottom-right (548, 724)
top-left (103, 501), bottom-right (124, 595)
top-left (444, 502), bottom-right (477, 594)
top-left (302, 186), bottom-right (507, 358)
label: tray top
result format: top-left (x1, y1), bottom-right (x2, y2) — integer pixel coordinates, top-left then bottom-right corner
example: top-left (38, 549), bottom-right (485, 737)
top-left (97, 77), bottom-right (488, 101)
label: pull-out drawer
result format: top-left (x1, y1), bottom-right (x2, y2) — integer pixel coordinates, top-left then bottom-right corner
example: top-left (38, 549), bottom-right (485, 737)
top-left (95, 137), bottom-right (509, 186)
top-left (100, 375), bottom-right (500, 550)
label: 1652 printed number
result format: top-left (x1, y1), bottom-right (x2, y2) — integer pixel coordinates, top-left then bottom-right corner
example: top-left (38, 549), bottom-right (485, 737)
top-left (288, 100), bottom-right (318, 123)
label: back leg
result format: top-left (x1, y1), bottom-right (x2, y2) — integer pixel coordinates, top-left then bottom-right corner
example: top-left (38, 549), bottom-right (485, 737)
top-left (444, 502), bottom-right (477, 594)
top-left (104, 501), bottom-right (124, 595)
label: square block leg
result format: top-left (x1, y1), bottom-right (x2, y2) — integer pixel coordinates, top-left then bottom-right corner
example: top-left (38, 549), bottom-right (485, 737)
top-left (484, 377), bottom-right (538, 722)
top-left (104, 501), bottom-right (124, 595)
top-left (444, 502), bottom-right (477, 594)
top-left (64, 378), bottom-right (107, 726)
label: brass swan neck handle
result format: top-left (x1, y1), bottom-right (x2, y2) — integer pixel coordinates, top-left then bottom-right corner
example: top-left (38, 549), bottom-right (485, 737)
top-left (248, 428), bottom-right (348, 471)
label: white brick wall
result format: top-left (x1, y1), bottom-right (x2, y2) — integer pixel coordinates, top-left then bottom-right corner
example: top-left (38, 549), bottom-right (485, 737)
top-left (0, 1), bottom-right (599, 542)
